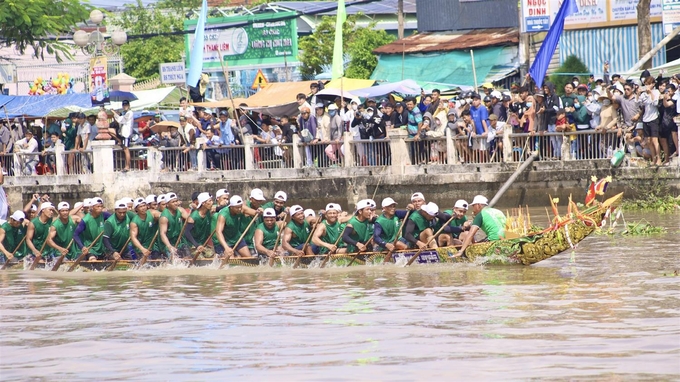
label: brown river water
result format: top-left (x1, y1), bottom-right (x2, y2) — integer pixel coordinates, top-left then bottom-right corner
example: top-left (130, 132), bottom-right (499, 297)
top-left (0, 210), bottom-right (678, 381)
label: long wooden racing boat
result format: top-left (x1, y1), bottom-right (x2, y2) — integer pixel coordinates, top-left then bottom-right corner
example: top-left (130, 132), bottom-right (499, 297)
top-left (2, 193), bottom-right (622, 272)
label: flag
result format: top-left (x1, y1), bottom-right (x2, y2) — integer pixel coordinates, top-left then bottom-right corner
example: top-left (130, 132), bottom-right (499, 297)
top-left (187, 0), bottom-right (208, 87)
top-left (529, 0), bottom-right (578, 89)
top-left (331, 0), bottom-right (347, 80)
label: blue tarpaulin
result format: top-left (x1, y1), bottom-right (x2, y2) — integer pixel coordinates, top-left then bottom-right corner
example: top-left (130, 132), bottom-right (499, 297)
top-left (0, 94), bottom-right (93, 118)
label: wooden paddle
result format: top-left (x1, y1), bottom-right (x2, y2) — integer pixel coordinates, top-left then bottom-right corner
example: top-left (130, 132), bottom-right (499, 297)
top-left (189, 228), bottom-right (217, 266)
top-left (293, 214), bottom-right (323, 269)
top-left (67, 231), bottom-right (105, 272)
top-left (346, 234), bottom-right (374, 267)
top-left (50, 239), bottom-right (74, 271)
top-left (219, 211), bottom-right (260, 269)
top-left (267, 226), bottom-right (284, 267)
top-left (169, 214), bottom-right (190, 263)
top-left (405, 214), bottom-right (457, 267)
top-left (29, 237), bottom-right (50, 271)
top-left (105, 236), bottom-right (132, 271)
top-left (319, 228), bottom-right (345, 268)
top-left (136, 231), bottom-right (159, 269)
top-left (1, 235), bottom-right (28, 270)
top-left (384, 209), bottom-right (412, 264)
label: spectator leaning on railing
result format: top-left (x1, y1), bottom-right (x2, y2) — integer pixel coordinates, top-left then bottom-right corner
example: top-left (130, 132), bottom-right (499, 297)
top-left (13, 129), bottom-right (38, 175)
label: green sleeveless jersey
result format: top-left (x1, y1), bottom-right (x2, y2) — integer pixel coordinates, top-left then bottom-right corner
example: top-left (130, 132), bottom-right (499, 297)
top-left (407, 211), bottom-right (430, 239)
top-left (443, 210), bottom-right (468, 238)
top-left (1, 222), bottom-right (27, 259)
top-left (319, 220), bottom-right (343, 254)
top-left (81, 213), bottom-right (105, 255)
top-left (131, 211), bottom-right (158, 251)
top-left (255, 222), bottom-right (279, 251)
top-left (52, 217), bottom-right (78, 259)
top-left (472, 207), bottom-right (506, 241)
top-left (31, 217), bottom-right (52, 255)
top-left (160, 208), bottom-right (186, 251)
top-left (346, 216), bottom-right (372, 253)
top-left (190, 209), bottom-right (212, 245)
top-left (214, 208), bottom-right (245, 248)
top-left (286, 220), bottom-right (310, 248)
top-left (241, 202), bottom-right (259, 248)
top-left (375, 214), bottom-right (399, 245)
top-left (104, 214), bottom-right (131, 253)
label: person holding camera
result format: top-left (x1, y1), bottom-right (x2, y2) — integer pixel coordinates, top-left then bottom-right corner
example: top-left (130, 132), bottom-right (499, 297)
top-left (112, 99), bottom-right (133, 172)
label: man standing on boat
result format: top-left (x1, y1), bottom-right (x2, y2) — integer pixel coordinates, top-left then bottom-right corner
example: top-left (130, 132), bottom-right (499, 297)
top-left (74, 197), bottom-right (109, 261)
top-left (453, 195), bottom-right (507, 258)
top-left (342, 199), bottom-right (376, 253)
top-left (188, 193), bottom-right (211, 256)
top-left (159, 193), bottom-right (196, 259)
top-left (400, 202), bottom-right (440, 249)
top-left (130, 197), bottom-right (162, 260)
top-left (439, 200), bottom-right (471, 247)
top-left (25, 202), bottom-right (55, 260)
top-left (373, 198), bottom-right (409, 252)
top-left (214, 195), bottom-right (252, 259)
top-left (254, 208), bottom-right (281, 259)
top-left (312, 203), bottom-right (348, 255)
top-left (47, 202), bottom-right (80, 260)
top-left (282, 205), bottom-right (313, 257)
top-left (0, 211), bottom-right (27, 262)
top-left (103, 200), bottom-right (133, 260)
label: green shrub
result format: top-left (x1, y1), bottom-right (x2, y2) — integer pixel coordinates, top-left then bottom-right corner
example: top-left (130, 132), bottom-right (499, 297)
top-left (549, 55), bottom-right (590, 95)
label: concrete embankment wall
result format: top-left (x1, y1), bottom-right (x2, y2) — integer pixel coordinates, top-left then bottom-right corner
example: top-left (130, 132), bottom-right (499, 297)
top-left (4, 160), bottom-right (679, 211)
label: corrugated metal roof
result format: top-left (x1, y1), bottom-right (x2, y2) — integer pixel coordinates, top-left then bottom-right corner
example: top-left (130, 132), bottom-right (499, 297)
top-left (271, 0), bottom-right (417, 15)
top-left (373, 28), bottom-right (519, 55)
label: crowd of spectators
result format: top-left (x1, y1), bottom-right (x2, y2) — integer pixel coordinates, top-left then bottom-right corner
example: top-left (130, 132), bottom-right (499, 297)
top-left (2, 71), bottom-right (679, 176)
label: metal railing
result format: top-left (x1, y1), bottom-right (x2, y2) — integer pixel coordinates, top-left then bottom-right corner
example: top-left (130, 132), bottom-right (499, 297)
top-left (113, 146), bottom-right (150, 172)
top-left (1, 129), bottom-right (657, 181)
top-left (404, 137), bottom-right (449, 165)
top-left (252, 143), bottom-right (287, 169)
top-left (298, 141), bottom-right (343, 168)
top-left (351, 139), bottom-right (391, 167)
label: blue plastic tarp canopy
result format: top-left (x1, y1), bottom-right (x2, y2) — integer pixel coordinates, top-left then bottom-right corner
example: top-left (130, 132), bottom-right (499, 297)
top-left (350, 79), bottom-right (422, 99)
top-left (0, 94), bottom-right (92, 118)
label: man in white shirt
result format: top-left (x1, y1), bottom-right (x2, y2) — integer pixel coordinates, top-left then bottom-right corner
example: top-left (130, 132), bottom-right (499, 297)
top-left (13, 129), bottom-right (38, 175)
top-left (112, 99), bottom-right (133, 172)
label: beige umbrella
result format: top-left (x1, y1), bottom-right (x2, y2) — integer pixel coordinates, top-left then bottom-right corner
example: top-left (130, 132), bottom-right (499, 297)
top-left (150, 120), bottom-right (181, 134)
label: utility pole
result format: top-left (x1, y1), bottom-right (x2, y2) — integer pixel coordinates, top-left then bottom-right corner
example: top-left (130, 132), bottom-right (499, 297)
top-left (637, 0), bottom-right (653, 69)
top-left (397, 0), bottom-right (404, 40)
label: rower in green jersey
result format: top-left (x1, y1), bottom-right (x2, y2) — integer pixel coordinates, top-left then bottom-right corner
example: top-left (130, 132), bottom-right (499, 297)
top-left (214, 195), bottom-right (252, 258)
top-left (74, 197), bottom-right (110, 260)
top-left (188, 193), bottom-right (212, 257)
top-left (454, 195), bottom-right (507, 258)
top-left (241, 188), bottom-right (267, 249)
top-left (373, 198), bottom-right (410, 252)
top-left (47, 202), bottom-right (81, 260)
top-left (130, 197), bottom-right (162, 260)
top-left (0, 211), bottom-right (28, 262)
top-left (261, 190), bottom-right (289, 224)
top-left (253, 208), bottom-right (281, 259)
top-left (342, 199), bottom-right (376, 253)
top-left (25, 202), bottom-right (56, 259)
top-left (439, 200), bottom-right (472, 247)
top-left (312, 203), bottom-right (349, 255)
top-left (103, 200), bottom-right (133, 260)
top-left (159, 192), bottom-right (198, 258)
top-left (281, 205), bottom-right (313, 257)
top-left (399, 202), bottom-right (441, 249)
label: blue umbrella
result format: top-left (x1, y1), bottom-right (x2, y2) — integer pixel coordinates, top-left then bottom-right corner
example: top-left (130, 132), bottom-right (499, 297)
top-left (109, 90), bottom-right (138, 102)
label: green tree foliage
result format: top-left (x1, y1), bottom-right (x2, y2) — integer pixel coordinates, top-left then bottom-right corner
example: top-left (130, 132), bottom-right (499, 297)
top-left (110, 0), bottom-right (200, 82)
top-left (298, 16), bottom-right (395, 79)
top-left (0, 0), bottom-right (91, 61)
top-left (550, 55), bottom-right (590, 95)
